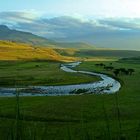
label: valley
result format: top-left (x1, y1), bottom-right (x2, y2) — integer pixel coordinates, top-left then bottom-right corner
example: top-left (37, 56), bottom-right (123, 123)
top-left (0, 24), bottom-right (140, 140)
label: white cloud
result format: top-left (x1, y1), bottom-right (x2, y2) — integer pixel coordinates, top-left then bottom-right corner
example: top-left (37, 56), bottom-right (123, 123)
top-left (0, 11), bottom-right (39, 24)
top-left (0, 11), bottom-right (140, 39)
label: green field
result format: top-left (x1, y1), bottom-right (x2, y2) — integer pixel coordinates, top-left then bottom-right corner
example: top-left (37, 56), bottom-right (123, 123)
top-left (0, 58), bottom-right (140, 140)
top-left (0, 60), bottom-right (100, 87)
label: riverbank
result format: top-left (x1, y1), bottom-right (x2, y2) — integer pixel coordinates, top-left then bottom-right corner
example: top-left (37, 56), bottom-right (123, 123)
top-left (0, 61), bottom-right (121, 97)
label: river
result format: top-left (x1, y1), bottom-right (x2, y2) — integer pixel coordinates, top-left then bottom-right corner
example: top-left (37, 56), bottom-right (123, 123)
top-left (0, 62), bottom-right (121, 97)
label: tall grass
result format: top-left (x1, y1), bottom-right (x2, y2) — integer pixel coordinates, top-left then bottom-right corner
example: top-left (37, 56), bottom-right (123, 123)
top-left (15, 88), bottom-right (20, 140)
top-left (115, 93), bottom-right (122, 139)
top-left (0, 93), bottom-right (138, 140)
top-left (101, 96), bottom-right (111, 140)
top-left (135, 123), bottom-right (140, 140)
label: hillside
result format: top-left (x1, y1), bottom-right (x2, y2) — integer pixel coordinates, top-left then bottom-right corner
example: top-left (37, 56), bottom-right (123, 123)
top-left (0, 25), bottom-right (56, 46)
top-left (74, 49), bottom-right (140, 58)
top-left (0, 25), bottom-right (95, 49)
top-left (119, 56), bottom-right (140, 63)
top-left (0, 40), bottom-right (76, 61)
top-left (55, 48), bottom-right (140, 61)
top-left (53, 42), bottom-right (96, 49)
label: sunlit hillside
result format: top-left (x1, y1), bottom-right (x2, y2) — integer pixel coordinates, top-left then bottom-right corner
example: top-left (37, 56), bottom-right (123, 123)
top-left (0, 40), bottom-right (76, 61)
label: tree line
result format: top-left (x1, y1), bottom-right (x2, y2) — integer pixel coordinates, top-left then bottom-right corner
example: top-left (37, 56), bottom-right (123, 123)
top-left (95, 63), bottom-right (135, 76)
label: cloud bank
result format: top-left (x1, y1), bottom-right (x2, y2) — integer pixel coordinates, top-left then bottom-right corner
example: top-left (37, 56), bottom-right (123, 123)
top-left (0, 11), bottom-right (140, 39)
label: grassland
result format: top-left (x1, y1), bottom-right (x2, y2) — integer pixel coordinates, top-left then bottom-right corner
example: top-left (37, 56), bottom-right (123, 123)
top-left (0, 40), bottom-right (76, 61)
top-left (74, 49), bottom-right (140, 61)
top-left (0, 58), bottom-right (140, 140)
top-left (0, 60), bottom-right (100, 87)
top-left (56, 48), bottom-right (140, 61)
top-left (1, 40), bottom-right (140, 62)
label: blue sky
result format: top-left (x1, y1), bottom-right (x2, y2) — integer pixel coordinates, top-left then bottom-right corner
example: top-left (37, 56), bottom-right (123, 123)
top-left (1, 0), bottom-right (140, 18)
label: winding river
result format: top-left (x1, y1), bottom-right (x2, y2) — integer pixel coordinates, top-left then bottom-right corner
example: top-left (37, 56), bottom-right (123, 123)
top-left (0, 62), bottom-right (121, 97)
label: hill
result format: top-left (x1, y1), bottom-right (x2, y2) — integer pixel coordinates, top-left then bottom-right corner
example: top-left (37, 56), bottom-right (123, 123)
top-left (119, 56), bottom-right (140, 63)
top-left (55, 48), bottom-right (140, 61)
top-left (0, 25), bottom-right (95, 49)
top-left (74, 49), bottom-right (140, 58)
top-left (0, 25), bottom-right (56, 46)
top-left (0, 40), bottom-right (76, 61)
top-left (53, 42), bottom-right (96, 49)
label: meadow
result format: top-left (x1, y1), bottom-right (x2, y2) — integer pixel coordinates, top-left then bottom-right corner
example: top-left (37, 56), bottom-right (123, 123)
top-left (0, 60), bottom-right (100, 87)
top-left (0, 58), bottom-right (140, 140)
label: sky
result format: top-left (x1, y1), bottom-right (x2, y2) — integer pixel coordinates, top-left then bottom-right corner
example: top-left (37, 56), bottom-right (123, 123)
top-left (1, 0), bottom-right (140, 18)
top-left (0, 0), bottom-right (140, 50)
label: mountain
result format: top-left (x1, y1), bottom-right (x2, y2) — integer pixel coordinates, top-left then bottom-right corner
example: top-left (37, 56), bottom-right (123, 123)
top-left (0, 25), bottom-right (95, 49)
top-left (54, 31), bottom-right (140, 51)
top-left (0, 25), bottom-right (54, 46)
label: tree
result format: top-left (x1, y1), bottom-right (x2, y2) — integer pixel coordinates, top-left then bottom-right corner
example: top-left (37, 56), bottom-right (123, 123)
top-left (119, 68), bottom-right (126, 74)
top-left (124, 70), bottom-right (129, 75)
top-left (114, 69), bottom-right (120, 76)
top-left (95, 63), bottom-right (105, 67)
top-left (104, 66), bottom-right (114, 71)
top-left (128, 69), bottom-right (135, 75)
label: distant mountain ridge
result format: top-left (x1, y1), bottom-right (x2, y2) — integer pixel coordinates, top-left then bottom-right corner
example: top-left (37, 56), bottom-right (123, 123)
top-left (0, 25), bottom-right (95, 49)
top-left (0, 25), bottom-right (54, 46)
